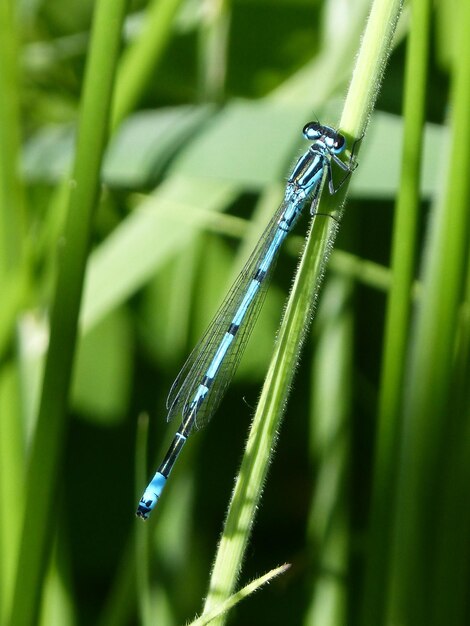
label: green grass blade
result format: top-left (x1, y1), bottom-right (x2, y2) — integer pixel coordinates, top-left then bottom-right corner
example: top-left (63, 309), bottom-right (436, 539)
top-left (201, 216), bottom-right (342, 625)
top-left (8, 1), bottom-right (128, 623)
top-left (197, 0), bottom-right (231, 102)
top-left (135, 414), bottom-right (152, 626)
top-left (0, 2), bottom-right (27, 620)
top-left (111, 0), bottom-right (184, 130)
top-left (304, 276), bottom-right (353, 626)
top-left (0, 0), bottom-right (25, 277)
top-left (0, 365), bottom-right (23, 623)
top-left (428, 245), bottom-right (470, 626)
top-left (340, 0), bottom-right (404, 136)
top-left (190, 564), bottom-right (290, 626)
top-left (361, 0), bottom-right (431, 621)
top-left (386, 0), bottom-right (470, 622)
top-left (272, 0), bottom-right (371, 107)
top-left (202, 2), bottom-right (403, 620)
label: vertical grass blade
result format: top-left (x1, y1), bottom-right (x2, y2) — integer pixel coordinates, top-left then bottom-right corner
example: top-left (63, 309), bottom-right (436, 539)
top-left (386, 0), bottom-right (470, 622)
top-left (8, 1), bottom-right (128, 624)
top-left (0, 0), bottom-right (25, 276)
top-left (429, 246), bottom-right (470, 626)
top-left (361, 0), bottom-right (431, 622)
top-left (198, 0), bottom-right (231, 102)
top-left (0, 365), bottom-right (23, 623)
top-left (0, 1), bottom-right (27, 620)
top-left (135, 414), bottom-right (152, 626)
top-left (304, 276), bottom-right (353, 626)
top-left (340, 0), bottom-right (403, 135)
top-left (202, 2), bottom-right (403, 622)
top-left (0, 0), bottom-right (26, 345)
top-left (111, 0), bottom-right (184, 130)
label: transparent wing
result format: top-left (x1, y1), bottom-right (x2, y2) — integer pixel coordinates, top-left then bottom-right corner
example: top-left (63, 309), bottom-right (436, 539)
top-left (166, 195), bottom-right (306, 429)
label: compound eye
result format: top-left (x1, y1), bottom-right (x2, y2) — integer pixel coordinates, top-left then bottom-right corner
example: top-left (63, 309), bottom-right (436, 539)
top-left (303, 122), bottom-right (321, 140)
top-left (333, 134), bottom-right (346, 152)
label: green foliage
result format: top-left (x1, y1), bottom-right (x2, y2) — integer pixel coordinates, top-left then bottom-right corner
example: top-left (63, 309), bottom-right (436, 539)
top-left (1, 0), bottom-right (469, 625)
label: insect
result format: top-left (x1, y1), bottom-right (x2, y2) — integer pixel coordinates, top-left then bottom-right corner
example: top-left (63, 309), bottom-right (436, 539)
top-left (137, 121), bottom-right (359, 519)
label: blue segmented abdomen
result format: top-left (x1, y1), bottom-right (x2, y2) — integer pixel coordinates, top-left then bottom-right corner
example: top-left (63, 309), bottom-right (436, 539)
top-left (214, 227), bottom-right (287, 347)
top-left (206, 331), bottom-right (235, 378)
top-left (185, 218), bottom-right (295, 422)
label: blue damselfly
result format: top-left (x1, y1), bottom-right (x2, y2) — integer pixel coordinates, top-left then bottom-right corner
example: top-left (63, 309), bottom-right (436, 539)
top-left (137, 121), bottom-right (358, 519)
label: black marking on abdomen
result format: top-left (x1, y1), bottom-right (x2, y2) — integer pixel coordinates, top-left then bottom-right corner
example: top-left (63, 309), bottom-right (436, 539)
top-left (254, 268), bottom-right (267, 282)
top-left (202, 375), bottom-right (213, 388)
top-left (228, 322), bottom-right (240, 336)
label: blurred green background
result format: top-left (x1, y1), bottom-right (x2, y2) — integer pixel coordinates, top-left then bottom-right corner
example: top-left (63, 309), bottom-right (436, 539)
top-left (1, 0), bottom-right (470, 625)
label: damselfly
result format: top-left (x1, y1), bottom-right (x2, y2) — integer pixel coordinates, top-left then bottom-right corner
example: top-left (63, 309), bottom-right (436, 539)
top-left (137, 121), bottom-right (358, 519)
